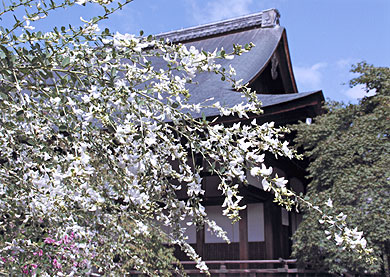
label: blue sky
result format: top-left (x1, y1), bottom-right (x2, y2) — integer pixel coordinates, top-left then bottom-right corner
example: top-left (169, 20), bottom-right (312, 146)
top-left (3, 0), bottom-right (390, 102)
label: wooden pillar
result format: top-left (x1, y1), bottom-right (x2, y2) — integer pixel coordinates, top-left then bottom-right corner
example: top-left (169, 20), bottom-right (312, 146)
top-left (239, 209), bottom-right (249, 269)
top-left (196, 226), bottom-right (204, 258)
top-left (264, 199), bottom-right (274, 260)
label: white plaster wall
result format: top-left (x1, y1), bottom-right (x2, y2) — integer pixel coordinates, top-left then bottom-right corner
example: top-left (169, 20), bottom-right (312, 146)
top-left (183, 218), bottom-right (197, 243)
top-left (159, 216), bottom-right (196, 244)
top-left (205, 205), bottom-right (239, 243)
top-left (247, 203), bottom-right (265, 242)
top-left (281, 207), bottom-right (289, 226)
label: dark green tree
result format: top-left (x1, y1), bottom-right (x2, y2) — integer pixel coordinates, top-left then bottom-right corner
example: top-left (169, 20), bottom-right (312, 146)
top-left (292, 63), bottom-right (390, 275)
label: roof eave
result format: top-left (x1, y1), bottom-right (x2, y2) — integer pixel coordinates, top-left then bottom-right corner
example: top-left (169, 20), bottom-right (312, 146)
top-left (208, 90), bottom-right (325, 125)
top-left (154, 9), bottom-right (281, 43)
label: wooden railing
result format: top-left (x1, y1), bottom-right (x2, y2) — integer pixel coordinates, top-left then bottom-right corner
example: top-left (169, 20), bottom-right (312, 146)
top-left (126, 259), bottom-right (321, 276)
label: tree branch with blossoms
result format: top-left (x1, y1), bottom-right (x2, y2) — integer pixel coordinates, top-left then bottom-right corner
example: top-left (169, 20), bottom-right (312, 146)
top-left (0, 0), bottom-right (375, 276)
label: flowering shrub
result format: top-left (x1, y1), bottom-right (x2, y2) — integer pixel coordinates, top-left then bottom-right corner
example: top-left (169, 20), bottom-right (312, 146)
top-left (0, 0), bottom-right (374, 275)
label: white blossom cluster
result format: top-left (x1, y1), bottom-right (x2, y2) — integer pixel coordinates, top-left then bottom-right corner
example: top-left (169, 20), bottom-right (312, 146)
top-left (317, 200), bottom-right (373, 260)
top-left (0, 0), bottom-right (374, 275)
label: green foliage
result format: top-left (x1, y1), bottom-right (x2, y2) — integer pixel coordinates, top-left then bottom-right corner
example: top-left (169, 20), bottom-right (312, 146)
top-left (292, 63), bottom-right (390, 274)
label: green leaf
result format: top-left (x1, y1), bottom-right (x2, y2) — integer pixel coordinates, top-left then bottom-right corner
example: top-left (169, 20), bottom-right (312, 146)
top-left (0, 92), bottom-right (8, 100)
top-left (61, 56), bottom-right (70, 67)
top-left (0, 45), bottom-right (9, 59)
top-left (26, 139), bottom-right (35, 146)
top-left (111, 67), bottom-right (117, 78)
top-left (0, 48), bottom-right (6, 59)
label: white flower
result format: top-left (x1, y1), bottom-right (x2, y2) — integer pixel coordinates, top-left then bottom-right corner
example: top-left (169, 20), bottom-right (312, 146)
top-left (250, 167), bottom-right (260, 177)
top-left (81, 95), bottom-right (91, 103)
top-left (145, 136), bottom-right (156, 146)
top-left (75, 0), bottom-right (88, 5)
top-left (281, 141), bottom-right (293, 158)
top-left (134, 221), bottom-right (149, 235)
top-left (238, 138), bottom-right (251, 151)
top-left (262, 179), bottom-right (270, 191)
top-left (335, 233), bottom-right (343, 245)
top-left (337, 212), bottom-right (347, 221)
top-left (187, 181), bottom-right (204, 196)
top-left (360, 237), bottom-right (367, 249)
top-left (51, 97), bottom-right (61, 105)
top-left (196, 260), bottom-right (208, 272)
top-left (229, 65), bottom-right (236, 76)
top-left (250, 164), bottom-right (272, 177)
top-left (260, 164), bottom-right (272, 176)
top-left (23, 20), bottom-right (35, 30)
top-left (274, 176), bottom-right (288, 188)
top-left (80, 152), bottom-right (90, 165)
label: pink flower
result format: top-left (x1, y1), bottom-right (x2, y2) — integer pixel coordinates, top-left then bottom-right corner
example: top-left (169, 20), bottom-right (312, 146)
top-left (44, 237), bottom-right (56, 244)
top-left (33, 249), bottom-right (43, 256)
top-left (0, 257), bottom-right (6, 263)
top-left (53, 259), bottom-right (62, 269)
top-left (62, 234), bottom-right (74, 244)
top-left (22, 265), bottom-right (29, 274)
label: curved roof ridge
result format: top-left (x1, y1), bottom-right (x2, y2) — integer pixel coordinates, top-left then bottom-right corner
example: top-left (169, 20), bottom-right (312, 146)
top-left (155, 9), bottom-right (280, 43)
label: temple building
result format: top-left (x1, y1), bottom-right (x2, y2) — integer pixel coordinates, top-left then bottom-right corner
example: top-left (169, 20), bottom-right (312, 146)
top-left (156, 9), bottom-right (325, 274)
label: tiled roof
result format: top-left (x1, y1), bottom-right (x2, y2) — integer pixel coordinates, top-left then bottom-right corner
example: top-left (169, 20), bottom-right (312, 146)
top-left (152, 9), bottom-right (324, 119)
top-left (150, 25), bottom-right (285, 104)
top-left (155, 9), bottom-right (280, 43)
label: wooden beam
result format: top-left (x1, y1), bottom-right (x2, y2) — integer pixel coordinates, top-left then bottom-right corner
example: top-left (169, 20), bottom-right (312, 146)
top-left (281, 29), bottom-right (298, 93)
